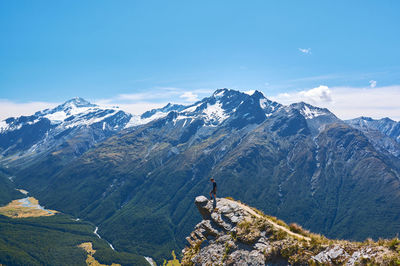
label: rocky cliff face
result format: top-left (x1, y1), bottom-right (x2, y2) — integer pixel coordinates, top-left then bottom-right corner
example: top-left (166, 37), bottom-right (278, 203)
top-left (182, 196), bottom-right (400, 265)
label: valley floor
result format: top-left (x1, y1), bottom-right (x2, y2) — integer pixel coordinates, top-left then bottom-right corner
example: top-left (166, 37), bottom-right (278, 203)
top-left (0, 196), bottom-right (57, 218)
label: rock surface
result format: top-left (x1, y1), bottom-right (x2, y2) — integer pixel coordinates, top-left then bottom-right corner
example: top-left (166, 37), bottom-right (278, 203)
top-left (182, 196), bottom-right (400, 265)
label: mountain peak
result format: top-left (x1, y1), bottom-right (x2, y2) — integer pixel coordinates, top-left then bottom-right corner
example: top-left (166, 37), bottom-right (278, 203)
top-left (250, 90), bottom-right (265, 98)
top-left (243, 89), bottom-right (264, 97)
top-left (212, 88), bottom-right (265, 99)
top-left (212, 88), bottom-right (231, 97)
top-left (359, 116), bottom-right (373, 121)
top-left (381, 117), bottom-right (394, 122)
top-left (290, 102), bottom-right (334, 119)
top-left (33, 97), bottom-right (99, 122)
top-left (61, 97), bottom-right (96, 108)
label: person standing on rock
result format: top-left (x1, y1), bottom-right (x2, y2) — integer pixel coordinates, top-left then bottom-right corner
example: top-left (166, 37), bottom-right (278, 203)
top-left (209, 178), bottom-right (217, 200)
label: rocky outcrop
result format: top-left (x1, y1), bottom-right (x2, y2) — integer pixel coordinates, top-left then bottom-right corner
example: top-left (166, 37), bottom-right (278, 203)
top-left (182, 196), bottom-right (400, 265)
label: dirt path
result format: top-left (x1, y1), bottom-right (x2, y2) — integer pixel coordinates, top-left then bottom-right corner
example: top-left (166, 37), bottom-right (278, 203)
top-left (227, 199), bottom-right (311, 241)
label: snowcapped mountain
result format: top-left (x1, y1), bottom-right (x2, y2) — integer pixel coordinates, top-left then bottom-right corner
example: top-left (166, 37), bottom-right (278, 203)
top-left (290, 102), bottom-right (340, 135)
top-left (116, 89), bottom-right (338, 135)
top-left (123, 88), bottom-right (282, 130)
top-left (0, 97), bottom-right (128, 133)
top-left (129, 88), bottom-right (282, 131)
top-left (346, 117), bottom-right (400, 143)
top-left (346, 116), bottom-right (400, 157)
top-left (0, 97), bottom-right (132, 166)
top-left (2, 90), bottom-right (398, 168)
top-left (142, 88), bottom-right (340, 137)
top-left (0, 88), bottom-right (342, 167)
top-left (177, 88), bottom-right (282, 127)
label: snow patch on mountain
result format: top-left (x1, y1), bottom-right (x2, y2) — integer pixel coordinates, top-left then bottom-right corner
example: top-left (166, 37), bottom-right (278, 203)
top-left (214, 90), bottom-right (226, 98)
top-left (259, 98), bottom-right (268, 109)
top-left (44, 111), bottom-right (69, 123)
top-left (244, 90), bottom-right (256, 96)
top-left (183, 103), bottom-right (201, 113)
top-left (124, 103), bottom-right (189, 128)
top-left (125, 112), bottom-right (169, 128)
top-left (0, 118), bottom-right (41, 133)
top-left (0, 120), bottom-right (9, 132)
top-left (64, 110), bottom-right (120, 129)
top-left (300, 105), bottom-right (326, 119)
top-left (202, 102), bottom-right (229, 124)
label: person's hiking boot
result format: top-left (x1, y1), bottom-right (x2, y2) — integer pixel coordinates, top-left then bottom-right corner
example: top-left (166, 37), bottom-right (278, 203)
top-left (210, 196), bottom-right (213, 200)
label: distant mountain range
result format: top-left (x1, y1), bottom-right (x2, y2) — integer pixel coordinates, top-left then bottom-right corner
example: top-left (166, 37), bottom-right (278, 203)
top-left (346, 117), bottom-right (400, 158)
top-left (0, 97), bottom-right (186, 167)
top-left (347, 116), bottom-right (400, 142)
top-left (1, 89), bottom-right (400, 264)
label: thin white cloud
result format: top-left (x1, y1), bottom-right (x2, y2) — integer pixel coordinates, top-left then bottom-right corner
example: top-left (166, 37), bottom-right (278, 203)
top-left (298, 48), bottom-right (311, 54)
top-left (179, 92), bottom-right (199, 102)
top-left (369, 80), bottom-right (377, 88)
top-left (271, 85), bottom-right (400, 120)
top-left (0, 100), bottom-right (59, 120)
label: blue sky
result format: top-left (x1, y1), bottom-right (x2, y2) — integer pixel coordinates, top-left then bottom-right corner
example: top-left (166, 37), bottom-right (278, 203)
top-left (1, 1), bottom-right (399, 119)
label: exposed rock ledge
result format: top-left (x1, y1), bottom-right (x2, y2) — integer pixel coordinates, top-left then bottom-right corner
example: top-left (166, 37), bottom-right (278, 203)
top-left (181, 196), bottom-right (400, 265)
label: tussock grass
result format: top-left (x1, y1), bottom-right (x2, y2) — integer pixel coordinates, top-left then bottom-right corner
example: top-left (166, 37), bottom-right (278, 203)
top-left (163, 251), bottom-right (181, 266)
top-left (289, 223), bottom-right (310, 236)
top-left (78, 242), bottom-right (121, 266)
top-left (181, 240), bottom-right (203, 266)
